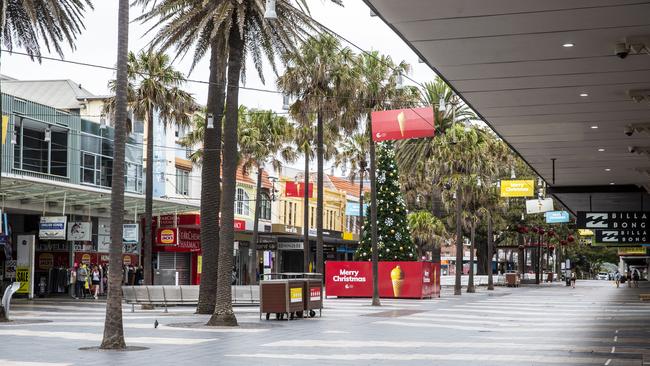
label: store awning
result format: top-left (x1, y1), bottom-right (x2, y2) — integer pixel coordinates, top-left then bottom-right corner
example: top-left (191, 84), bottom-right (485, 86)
top-left (0, 173), bottom-right (199, 217)
top-left (364, 0), bottom-right (650, 213)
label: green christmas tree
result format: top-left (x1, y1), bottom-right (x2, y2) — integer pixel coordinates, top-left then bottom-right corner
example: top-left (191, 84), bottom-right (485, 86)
top-left (356, 141), bottom-right (416, 261)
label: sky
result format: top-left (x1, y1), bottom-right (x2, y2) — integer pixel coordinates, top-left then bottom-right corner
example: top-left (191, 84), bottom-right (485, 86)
top-left (1, 0), bottom-right (439, 175)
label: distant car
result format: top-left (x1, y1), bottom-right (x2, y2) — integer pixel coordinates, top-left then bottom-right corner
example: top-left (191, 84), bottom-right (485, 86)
top-left (597, 272), bottom-right (609, 280)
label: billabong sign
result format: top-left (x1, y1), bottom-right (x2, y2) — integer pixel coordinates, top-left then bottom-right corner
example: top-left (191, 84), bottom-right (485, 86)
top-left (579, 211), bottom-right (650, 245)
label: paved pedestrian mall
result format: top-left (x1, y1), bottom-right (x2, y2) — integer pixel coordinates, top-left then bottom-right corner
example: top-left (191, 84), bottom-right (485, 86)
top-left (2, 281), bottom-right (650, 366)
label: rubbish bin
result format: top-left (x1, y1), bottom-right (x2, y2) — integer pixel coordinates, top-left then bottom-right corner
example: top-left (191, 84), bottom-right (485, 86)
top-left (259, 277), bottom-right (305, 320)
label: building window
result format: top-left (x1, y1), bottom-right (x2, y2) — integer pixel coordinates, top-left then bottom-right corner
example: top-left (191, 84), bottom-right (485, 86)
top-left (236, 188), bottom-right (250, 216)
top-left (260, 192), bottom-right (272, 221)
top-left (14, 119), bottom-right (68, 177)
top-left (176, 168), bottom-right (190, 196)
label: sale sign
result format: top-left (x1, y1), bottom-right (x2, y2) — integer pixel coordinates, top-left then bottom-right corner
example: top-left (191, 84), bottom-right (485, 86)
top-left (325, 261), bottom-right (440, 299)
top-left (371, 107), bottom-right (435, 142)
top-left (285, 181), bottom-right (313, 198)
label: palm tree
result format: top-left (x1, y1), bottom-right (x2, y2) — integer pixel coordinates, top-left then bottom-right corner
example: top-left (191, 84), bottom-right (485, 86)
top-left (278, 34), bottom-right (358, 277)
top-left (334, 131), bottom-right (369, 238)
top-left (1, 0), bottom-right (93, 59)
top-left (347, 51), bottom-right (418, 306)
top-left (292, 119), bottom-right (314, 272)
top-left (407, 211), bottom-right (448, 260)
top-left (137, 0), bottom-right (336, 325)
top-left (100, 0), bottom-right (128, 350)
top-left (0, 0), bottom-right (93, 322)
top-left (239, 108), bottom-right (296, 284)
top-left (106, 50), bottom-right (195, 288)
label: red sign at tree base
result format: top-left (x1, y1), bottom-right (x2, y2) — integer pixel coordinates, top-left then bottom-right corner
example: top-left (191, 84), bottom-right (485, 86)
top-left (325, 261), bottom-right (440, 299)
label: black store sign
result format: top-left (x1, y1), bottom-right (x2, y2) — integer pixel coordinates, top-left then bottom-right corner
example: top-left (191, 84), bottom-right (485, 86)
top-left (577, 212), bottom-right (649, 244)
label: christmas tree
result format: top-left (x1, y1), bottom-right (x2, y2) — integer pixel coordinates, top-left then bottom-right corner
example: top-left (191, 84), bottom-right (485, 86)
top-left (356, 141), bottom-right (416, 261)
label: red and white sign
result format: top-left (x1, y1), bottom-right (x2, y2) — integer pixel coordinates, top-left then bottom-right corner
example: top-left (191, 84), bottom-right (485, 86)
top-left (234, 219), bottom-right (246, 231)
top-left (310, 286), bottom-right (322, 301)
top-left (157, 228), bottom-right (177, 245)
top-left (325, 261), bottom-right (440, 299)
top-left (157, 214), bottom-right (200, 227)
top-left (285, 181), bottom-right (313, 198)
top-left (371, 107), bottom-right (435, 142)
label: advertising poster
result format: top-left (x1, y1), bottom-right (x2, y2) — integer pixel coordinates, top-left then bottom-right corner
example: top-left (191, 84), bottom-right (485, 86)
top-left (371, 107), bottom-right (435, 142)
top-left (325, 261), bottom-right (440, 299)
top-left (39, 216), bottom-right (67, 240)
top-left (67, 222), bottom-right (92, 241)
top-left (16, 235), bottom-right (35, 298)
top-left (285, 181), bottom-right (313, 198)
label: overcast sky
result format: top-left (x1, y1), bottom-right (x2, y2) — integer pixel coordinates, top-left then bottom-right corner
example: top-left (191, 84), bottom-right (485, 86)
top-left (2, 0), bottom-right (439, 175)
top-left (3, 1), bottom-right (436, 110)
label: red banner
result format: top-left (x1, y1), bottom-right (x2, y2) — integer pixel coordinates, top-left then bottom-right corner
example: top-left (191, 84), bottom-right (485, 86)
top-left (325, 261), bottom-right (440, 299)
top-left (285, 181), bottom-right (313, 198)
top-left (371, 107), bottom-right (435, 142)
top-left (157, 214), bottom-right (201, 227)
top-left (234, 219), bottom-right (246, 231)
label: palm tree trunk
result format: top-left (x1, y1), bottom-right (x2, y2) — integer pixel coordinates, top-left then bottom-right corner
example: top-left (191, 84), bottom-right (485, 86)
top-left (518, 233), bottom-right (524, 276)
top-left (454, 187), bottom-right (462, 296)
top-left (248, 166), bottom-right (263, 284)
top-left (208, 24), bottom-right (243, 327)
top-left (368, 118), bottom-right (380, 306)
top-left (316, 110), bottom-right (324, 275)
top-left (467, 220), bottom-right (476, 293)
top-left (487, 213), bottom-right (494, 290)
top-left (100, 0), bottom-right (128, 349)
top-left (143, 108), bottom-right (154, 287)
top-left (358, 169), bottom-right (364, 238)
top-left (196, 37), bottom-right (226, 315)
top-left (303, 148), bottom-right (310, 272)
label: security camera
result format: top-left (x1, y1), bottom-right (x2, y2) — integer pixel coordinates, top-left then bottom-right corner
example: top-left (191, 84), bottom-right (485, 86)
top-left (624, 125), bottom-right (634, 136)
top-left (629, 146), bottom-right (637, 153)
top-left (615, 42), bottom-right (629, 59)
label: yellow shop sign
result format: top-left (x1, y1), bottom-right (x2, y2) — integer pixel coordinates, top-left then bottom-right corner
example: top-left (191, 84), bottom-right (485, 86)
top-left (500, 180), bottom-right (535, 197)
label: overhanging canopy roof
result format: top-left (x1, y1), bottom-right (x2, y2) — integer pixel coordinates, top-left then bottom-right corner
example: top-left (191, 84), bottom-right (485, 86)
top-left (0, 174), bottom-right (199, 218)
top-left (365, 0), bottom-right (650, 212)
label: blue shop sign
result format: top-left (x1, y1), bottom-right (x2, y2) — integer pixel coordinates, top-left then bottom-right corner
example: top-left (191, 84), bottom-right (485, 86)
top-left (545, 211), bottom-right (570, 224)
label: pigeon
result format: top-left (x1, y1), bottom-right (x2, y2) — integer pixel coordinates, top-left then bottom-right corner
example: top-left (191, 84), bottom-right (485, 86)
top-left (154, 320), bottom-right (159, 329)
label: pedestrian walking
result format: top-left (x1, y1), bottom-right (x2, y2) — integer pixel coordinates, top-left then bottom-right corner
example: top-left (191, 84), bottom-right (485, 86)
top-left (91, 265), bottom-right (101, 299)
top-left (76, 264), bottom-right (88, 299)
top-left (614, 271), bottom-right (621, 288)
top-left (633, 269), bottom-right (640, 288)
top-left (570, 270), bottom-right (576, 288)
top-left (628, 270), bottom-right (633, 288)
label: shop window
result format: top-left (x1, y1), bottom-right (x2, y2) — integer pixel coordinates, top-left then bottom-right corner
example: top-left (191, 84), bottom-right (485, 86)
top-left (176, 168), bottom-right (190, 196)
top-left (13, 118), bottom-right (68, 177)
top-left (236, 188), bottom-right (249, 216)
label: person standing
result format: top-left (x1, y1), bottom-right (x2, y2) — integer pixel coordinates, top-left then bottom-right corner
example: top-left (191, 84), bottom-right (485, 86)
top-left (76, 264), bottom-right (88, 299)
top-left (91, 266), bottom-right (101, 299)
top-left (614, 271), bottom-right (621, 288)
top-left (69, 264), bottom-right (77, 298)
top-left (628, 269), bottom-right (633, 288)
top-left (633, 269), bottom-right (640, 288)
top-left (570, 270), bottom-right (576, 289)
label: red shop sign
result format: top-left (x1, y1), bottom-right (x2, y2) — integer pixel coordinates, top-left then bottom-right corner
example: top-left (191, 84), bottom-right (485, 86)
top-left (156, 228), bottom-right (177, 245)
top-left (158, 214), bottom-right (201, 227)
top-left (234, 219), bottom-right (246, 231)
top-left (325, 261), bottom-right (440, 299)
top-left (371, 107), bottom-right (435, 142)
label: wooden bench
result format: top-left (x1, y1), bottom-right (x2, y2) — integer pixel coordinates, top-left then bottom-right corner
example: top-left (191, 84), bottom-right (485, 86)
top-left (639, 293), bottom-right (650, 301)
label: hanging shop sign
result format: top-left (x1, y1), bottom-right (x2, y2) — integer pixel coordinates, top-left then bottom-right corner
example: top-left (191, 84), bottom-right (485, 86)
top-left (500, 180), bottom-right (535, 197)
top-left (285, 181), bottom-right (313, 198)
top-left (67, 222), bottom-right (92, 241)
top-left (545, 211), bottom-right (570, 224)
top-left (577, 212), bottom-right (649, 229)
top-left (618, 247), bottom-right (646, 256)
top-left (525, 198), bottom-right (554, 214)
top-left (371, 107), bottom-right (435, 142)
top-left (577, 212), bottom-right (650, 245)
top-left (39, 216), bottom-right (67, 240)
top-left (272, 224), bottom-right (301, 235)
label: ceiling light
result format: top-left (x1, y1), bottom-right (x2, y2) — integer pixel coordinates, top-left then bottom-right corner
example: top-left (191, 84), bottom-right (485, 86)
top-left (590, 125), bottom-right (598, 129)
top-left (598, 148), bottom-right (605, 152)
top-left (563, 43), bottom-right (574, 48)
top-left (580, 93), bottom-right (589, 97)
top-left (605, 168), bottom-right (611, 172)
